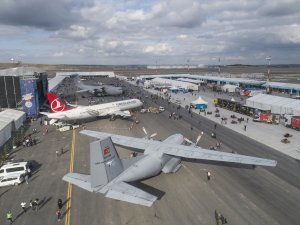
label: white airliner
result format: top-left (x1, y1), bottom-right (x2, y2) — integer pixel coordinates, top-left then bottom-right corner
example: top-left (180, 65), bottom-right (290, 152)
top-left (41, 93), bottom-right (142, 121)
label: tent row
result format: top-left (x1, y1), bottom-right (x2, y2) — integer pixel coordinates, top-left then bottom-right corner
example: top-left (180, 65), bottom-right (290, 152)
top-left (0, 109), bottom-right (26, 147)
top-left (245, 94), bottom-right (300, 116)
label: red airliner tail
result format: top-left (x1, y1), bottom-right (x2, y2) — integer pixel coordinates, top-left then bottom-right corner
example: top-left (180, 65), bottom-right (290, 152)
top-left (47, 92), bottom-right (71, 112)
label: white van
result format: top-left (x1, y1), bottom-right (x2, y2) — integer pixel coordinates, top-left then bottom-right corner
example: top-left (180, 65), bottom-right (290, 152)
top-left (0, 174), bottom-right (24, 187)
top-left (0, 162), bottom-right (31, 180)
top-left (159, 106), bottom-right (165, 112)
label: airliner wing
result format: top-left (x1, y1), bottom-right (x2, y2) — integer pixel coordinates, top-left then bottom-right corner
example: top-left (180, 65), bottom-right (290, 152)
top-left (162, 144), bottom-right (277, 167)
top-left (103, 182), bottom-right (157, 207)
top-left (80, 130), bottom-right (158, 150)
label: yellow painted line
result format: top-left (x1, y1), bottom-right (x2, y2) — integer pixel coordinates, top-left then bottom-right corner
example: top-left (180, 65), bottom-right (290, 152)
top-left (65, 130), bottom-right (76, 225)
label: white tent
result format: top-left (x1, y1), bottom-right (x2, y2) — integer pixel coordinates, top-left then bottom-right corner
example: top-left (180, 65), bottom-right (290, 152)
top-left (246, 94), bottom-right (300, 115)
top-left (0, 120), bottom-right (12, 147)
top-left (191, 97), bottom-right (208, 109)
top-left (222, 84), bottom-right (239, 93)
top-left (0, 109), bottom-right (26, 130)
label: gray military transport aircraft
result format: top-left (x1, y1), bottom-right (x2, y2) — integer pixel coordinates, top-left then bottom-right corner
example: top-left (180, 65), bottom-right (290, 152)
top-left (74, 75), bottom-right (123, 96)
top-left (63, 130), bottom-right (277, 207)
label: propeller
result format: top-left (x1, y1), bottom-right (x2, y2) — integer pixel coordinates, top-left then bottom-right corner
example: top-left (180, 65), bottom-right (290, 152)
top-left (195, 132), bottom-right (204, 146)
top-left (142, 127), bottom-right (157, 140)
top-left (184, 137), bottom-right (194, 145)
top-left (184, 131), bottom-right (204, 147)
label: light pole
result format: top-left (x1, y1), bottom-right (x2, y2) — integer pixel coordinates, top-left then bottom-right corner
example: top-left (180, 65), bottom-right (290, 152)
top-left (218, 57), bottom-right (221, 75)
top-left (266, 56), bottom-right (271, 81)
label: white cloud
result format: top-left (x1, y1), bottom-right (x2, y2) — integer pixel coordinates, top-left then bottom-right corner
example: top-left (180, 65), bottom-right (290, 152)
top-left (1, 0), bottom-right (300, 64)
top-left (69, 25), bottom-right (92, 39)
top-left (53, 52), bottom-right (64, 57)
top-left (177, 34), bottom-right (187, 40)
top-left (143, 43), bottom-right (172, 55)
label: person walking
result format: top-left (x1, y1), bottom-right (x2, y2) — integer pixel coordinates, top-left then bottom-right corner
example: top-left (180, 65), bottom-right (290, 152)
top-left (244, 125), bottom-right (247, 131)
top-left (247, 117), bottom-right (249, 123)
top-left (207, 170), bottom-right (211, 181)
top-left (214, 123), bottom-right (217, 130)
top-left (21, 202), bottom-right (27, 213)
top-left (56, 210), bottom-right (62, 221)
top-left (57, 199), bottom-right (63, 210)
top-left (24, 173), bottom-right (29, 184)
top-left (34, 198), bottom-right (39, 211)
top-left (6, 211), bottom-right (13, 224)
top-left (29, 200), bottom-right (34, 211)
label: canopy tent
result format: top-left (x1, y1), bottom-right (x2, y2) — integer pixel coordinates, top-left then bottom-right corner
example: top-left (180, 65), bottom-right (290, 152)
top-left (0, 109), bottom-right (26, 131)
top-left (191, 96), bottom-right (208, 109)
top-left (246, 94), bottom-right (300, 116)
top-left (222, 84), bottom-right (239, 93)
top-left (0, 120), bottom-right (12, 147)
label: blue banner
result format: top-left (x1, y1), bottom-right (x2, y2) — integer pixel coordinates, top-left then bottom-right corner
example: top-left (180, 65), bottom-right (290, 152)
top-left (20, 79), bottom-right (39, 118)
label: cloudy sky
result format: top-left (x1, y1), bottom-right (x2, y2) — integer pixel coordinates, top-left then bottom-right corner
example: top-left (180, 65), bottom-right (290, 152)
top-left (1, 0), bottom-right (300, 65)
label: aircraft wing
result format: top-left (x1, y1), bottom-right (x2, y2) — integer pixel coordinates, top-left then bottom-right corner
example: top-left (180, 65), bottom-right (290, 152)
top-left (103, 182), bottom-right (157, 207)
top-left (63, 173), bottom-right (93, 192)
top-left (80, 130), bottom-right (158, 151)
top-left (162, 144), bottom-right (277, 167)
top-left (76, 89), bottom-right (89, 93)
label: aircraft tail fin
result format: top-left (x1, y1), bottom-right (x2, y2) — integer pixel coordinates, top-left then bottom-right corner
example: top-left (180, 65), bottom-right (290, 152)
top-left (47, 92), bottom-right (71, 113)
top-left (90, 138), bottom-right (124, 188)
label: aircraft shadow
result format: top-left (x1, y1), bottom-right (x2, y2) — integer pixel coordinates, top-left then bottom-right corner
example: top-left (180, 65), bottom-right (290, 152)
top-left (129, 181), bottom-right (166, 200)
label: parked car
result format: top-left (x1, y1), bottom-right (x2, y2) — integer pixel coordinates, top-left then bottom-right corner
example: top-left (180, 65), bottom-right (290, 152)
top-left (159, 106), bottom-right (165, 112)
top-left (140, 108), bottom-right (148, 113)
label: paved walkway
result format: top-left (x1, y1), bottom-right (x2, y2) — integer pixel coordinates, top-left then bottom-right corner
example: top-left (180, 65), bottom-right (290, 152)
top-left (136, 83), bottom-right (300, 160)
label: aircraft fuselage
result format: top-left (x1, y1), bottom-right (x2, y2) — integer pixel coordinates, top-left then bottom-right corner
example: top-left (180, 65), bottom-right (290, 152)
top-left (113, 134), bottom-right (184, 183)
top-left (47, 99), bottom-right (142, 120)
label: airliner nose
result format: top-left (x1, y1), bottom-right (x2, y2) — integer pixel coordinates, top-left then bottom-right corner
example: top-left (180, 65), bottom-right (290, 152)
top-left (138, 100), bottom-right (143, 106)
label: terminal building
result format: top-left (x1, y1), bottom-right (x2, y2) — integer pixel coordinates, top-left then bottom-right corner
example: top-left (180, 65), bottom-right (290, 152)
top-left (138, 74), bottom-right (300, 95)
top-left (0, 67), bottom-right (48, 118)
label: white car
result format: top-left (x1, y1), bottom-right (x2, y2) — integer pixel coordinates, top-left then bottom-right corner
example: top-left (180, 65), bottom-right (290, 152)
top-left (0, 174), bottom-right (24, 187)
top-left (140, 109), bottom-right (148, 113)
top-left (159, 106), bottom-right (165, 112)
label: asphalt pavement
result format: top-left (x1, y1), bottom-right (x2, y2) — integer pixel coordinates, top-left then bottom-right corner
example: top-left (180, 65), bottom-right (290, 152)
top-left (1, 78), bottom-right (300, 225)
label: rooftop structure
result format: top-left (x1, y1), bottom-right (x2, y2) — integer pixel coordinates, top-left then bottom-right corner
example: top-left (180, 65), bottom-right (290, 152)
top-left (56, 71), bottom-right (115, 78)
top-left (246, 94), bottom-right (300, 116)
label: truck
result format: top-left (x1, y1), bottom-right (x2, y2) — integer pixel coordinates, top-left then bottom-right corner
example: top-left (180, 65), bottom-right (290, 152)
top-left (253, 113), bottom-right (279, 124)
top-left (291, 117), bottom-right (300, 129)
top-left (148, 107), bottom-right (159, 114)
top-left (283, 115), bottom-right (300, 129)
top-left (55, 122), bottom-right (80, 132)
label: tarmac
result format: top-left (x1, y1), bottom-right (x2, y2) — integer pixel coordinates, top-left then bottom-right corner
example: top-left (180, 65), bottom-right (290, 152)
top-left (0, 78), bottom-right (300, 225)
top-left (139, 82), bottom-right (300, 160)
